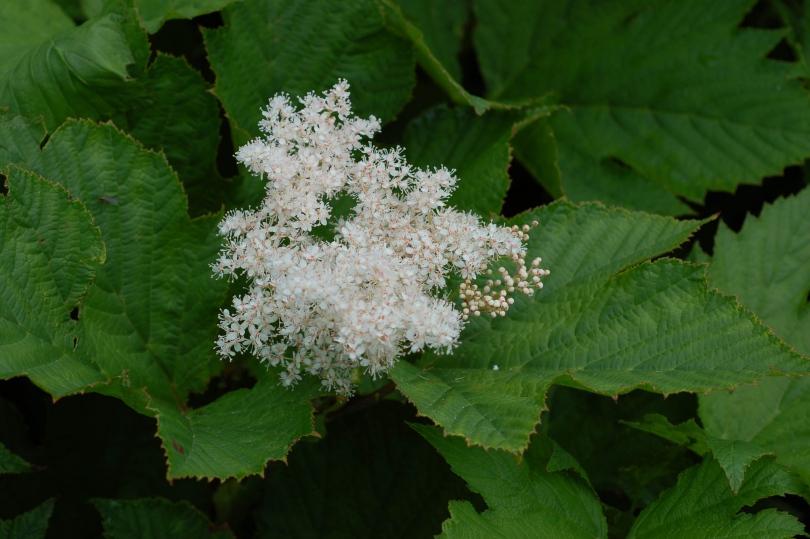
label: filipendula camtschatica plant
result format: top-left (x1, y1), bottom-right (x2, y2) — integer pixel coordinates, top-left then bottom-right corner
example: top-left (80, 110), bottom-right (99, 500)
top-left (213, 81), bottom-right (549, 396)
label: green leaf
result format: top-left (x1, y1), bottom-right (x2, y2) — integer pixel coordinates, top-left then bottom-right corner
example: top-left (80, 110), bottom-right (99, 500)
top-left (511, 117), bottom-right (562, 199)
top-left (134, 0), bottom-right (242, 33)
top-left (156, 379), bottom-right (317, 480)
top-left (404, 106), bottom-right (542, 217)
top-left (772, 0), bottom-right (810, 72)
top-left (110, 54), bottom-right (224, 216)
top-left (705, 436), bottom-right (771, 494)
top-left (0, 442), bottom-right (31, 475)
top-left (0, 499), bottom-right (55, 539)
top-left (414, 425), bottom-right (608, 538)
top-left (93, 498), bottom-right (234, 539)
top-left (0, 3), bottom-right (149, 131)
top-left (25, 120), bottom-right (225, 407)
top-left (475, 0), bottom-right (810, 214)
top-left (706, 191), bottom-right (810, 354)
top-left (391, 201), bottom-right (807, 452)
top-left (622, 413), bottom-right (709, 455)
top-left (254, 402), bottom-right (479, 538)
top-left (627, 456), bottom-right (806, 538)
top-left (700, 189), bottom-right (810, 484)
top-left (0, 115), bottom-right (48, 171)
top-left (0, 167), bottom-right (106, 396)
top-left (8, 120), bottom-right (315, 479)
top-left (204, 0), bottom-right (415, 143)
top-left (544, 388), bottom-right (700, 526)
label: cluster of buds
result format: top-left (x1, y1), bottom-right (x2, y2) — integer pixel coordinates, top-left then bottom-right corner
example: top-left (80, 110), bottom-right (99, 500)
top-left (458, 222), bottom-right (551, 320)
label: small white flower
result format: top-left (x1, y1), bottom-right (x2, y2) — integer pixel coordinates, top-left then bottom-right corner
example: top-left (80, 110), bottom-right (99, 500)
top-left (212, 81), bottom-right (549, 396)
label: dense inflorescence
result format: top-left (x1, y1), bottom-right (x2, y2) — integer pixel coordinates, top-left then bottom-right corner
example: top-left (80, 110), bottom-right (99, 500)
top-left (213, 81), bottom-right (548, 395)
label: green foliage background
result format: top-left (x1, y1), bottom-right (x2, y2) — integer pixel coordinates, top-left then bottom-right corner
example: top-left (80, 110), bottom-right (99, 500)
top-left (1, 0), bottom-right (810, 536)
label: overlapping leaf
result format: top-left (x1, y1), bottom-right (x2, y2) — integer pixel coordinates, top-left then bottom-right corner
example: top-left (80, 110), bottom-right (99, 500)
top-left (0, 167), bottom-right (106, 396)
top-left (133, 0), bottom-right (242, 33)
top-left (93, 498), bottom-right (233, 539)
top-left (404, 106), bottom-right (539, 217)
top-left (624, 413), bottom-right (770, 493)
top-left (0, 1), bottom-right (149, 131)
top-left (2, 120), bottom-right (315, 479)
top-left (700, 189), bottom-right (810, 484)
top-left (110, 54), bottom-right (224, 215)
top-left (204, 0), bottom-right (414, 144)
top-left (0, 442), bottom-right (31, 475)
top-left (391, 201), bottom-right (808, 452)
top-left (475, 0), bottom-right (810, 214)
top-left (158, 378), bottom-right (318, 480)
top-left (627, 456), bottom-right (806, 538)
top-left (0, 499), bottom-right (54, 539)
top-left (415, 426), bottom-right (608, 538)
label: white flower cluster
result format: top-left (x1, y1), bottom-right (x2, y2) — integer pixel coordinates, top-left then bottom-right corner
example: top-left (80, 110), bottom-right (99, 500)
top-left (213, 81), bottom-right (549, 396)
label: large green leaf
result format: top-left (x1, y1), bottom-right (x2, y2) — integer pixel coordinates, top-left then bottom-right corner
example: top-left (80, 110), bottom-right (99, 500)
top-left (623, 413), bottom-right (771, 494)
top-left (0, 167), bottom-right (106, 396)
top-left (700, 189), bottom-right (810, 484)
top-left (156, 378), bottom-right (317, 480)
top-left (133, 0), bottom-right (242, 33)
top-left (204, 0), bottom-right (414, 143)
top-left (27, 121), bottom-right (226, 407)
top-left (404, 106), bottom-right (542, 218)
top-left (93, 498), bottom-right (233, 539)
top-left (0, 1), bottom-right (149, 131)
top-left (475, 0), bottom-right (810, 214)
top-left (391, 201), bottom-right (808, 452)
top-left (627, 456), bottom-right (806, 538)
top-left (0, 499), bottom-right (55, 539)
top-left (254, 402), bottom-right (479, 538)
top-left (110, 54), bottom-right (224, 216)
top-left (6, 120), bottom-right (315, 480)
top-left (414, 425), bottom-right (608, 538)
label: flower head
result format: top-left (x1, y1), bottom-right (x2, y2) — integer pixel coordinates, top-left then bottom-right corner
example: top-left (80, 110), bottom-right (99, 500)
top-left (213, 80), bottom-right (549, 396)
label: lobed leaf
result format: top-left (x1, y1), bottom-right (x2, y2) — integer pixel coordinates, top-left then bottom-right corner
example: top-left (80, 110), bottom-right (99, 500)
top-left (404, 106), bottom-right (542, 218)
top-left (110, 54), bottom-right (224, 215)
top-left (93, 498), bottom-right (233, 539)
top-left (391, 201), bottom-right (808, 452)
top-left (4, 120), bottom-right (315, 480)
top-left (414, 425), bottom-right (608, 538)
top-left (475, 0), bottom-right (810, 214)
top-left (624, 413), bottom-right (771, 493)
top-left (0, 167), bottom-right (106, 396)
top-left (0, 2), bottom-right (150, 131)
top-left (0, 442), bottom-right (31, 475)
top-left (627, 456), bottom-right (806, 538)
top-left (204, 0), bottom-right (415, 144)
top-left (0, 499), bottom-right (55, 539)
top-left (133, 0), bottom-right (243, 33)
top-left (700, 188), bottom-right (810, 484)
top-left (156, 379), bottom-right (317, 480)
